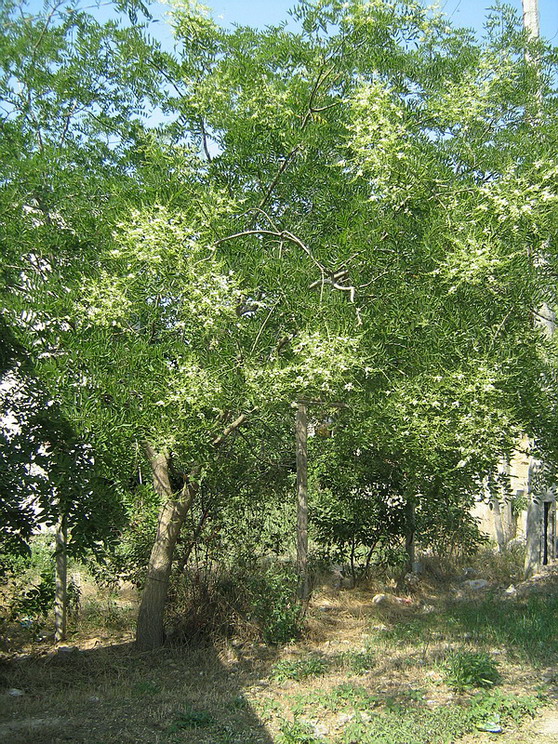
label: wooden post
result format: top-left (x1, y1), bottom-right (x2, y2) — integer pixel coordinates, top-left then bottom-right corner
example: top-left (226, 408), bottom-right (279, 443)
top-left (296, 402), bottom-right (310, 601)
top-left (54, 515), bottom-right (67, 643)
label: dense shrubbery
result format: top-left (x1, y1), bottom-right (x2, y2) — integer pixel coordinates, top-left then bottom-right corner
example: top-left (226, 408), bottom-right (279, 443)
top-left (165, 560), bottom-right (303, 645)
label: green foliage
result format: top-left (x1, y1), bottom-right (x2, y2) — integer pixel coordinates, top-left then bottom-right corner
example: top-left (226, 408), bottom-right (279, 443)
top-left (2, 0), bottom-right (558, 628)
top-left (12, 566), bottom-right (56, 620)
top-left (271, 655), bottom-right (329, 682)
top-left (443, 651), bottom-right (501, 691)
top-left (339, 649), bottom-right (376, 676)
top-left (445, 595), bottom-right (558, 664)
top-left (279, 717), bottom-right (325, 744)
top-left (470, 690), bottom-right (542, 732)
top-left (249, 564), bottom-right (303, 645)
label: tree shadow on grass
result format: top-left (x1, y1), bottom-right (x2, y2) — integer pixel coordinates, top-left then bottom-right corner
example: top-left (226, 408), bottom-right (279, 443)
top-left (0, 638), bottom-right (279, 744)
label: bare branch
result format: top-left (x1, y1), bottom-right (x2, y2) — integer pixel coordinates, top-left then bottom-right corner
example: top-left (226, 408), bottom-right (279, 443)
top-left (258, 145), bottom-right (301, 210)
top-left (212, 412), bottom-right (250, 447)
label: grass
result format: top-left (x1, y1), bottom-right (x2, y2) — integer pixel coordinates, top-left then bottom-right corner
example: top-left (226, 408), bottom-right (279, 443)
top-left (1, 559), bottom-right (557, 743)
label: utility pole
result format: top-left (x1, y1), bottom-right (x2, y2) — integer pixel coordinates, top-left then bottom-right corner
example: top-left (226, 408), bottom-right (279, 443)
top-left (522, 0), bottom-right (540, 38)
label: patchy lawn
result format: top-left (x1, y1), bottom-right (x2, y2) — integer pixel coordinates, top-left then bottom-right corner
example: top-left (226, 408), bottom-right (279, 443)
top-left (1, 561), bottom-right (557, 743)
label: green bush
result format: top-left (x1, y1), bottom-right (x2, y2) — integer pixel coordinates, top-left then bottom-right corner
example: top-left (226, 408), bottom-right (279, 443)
top-left (443, 651), bottom-right (501, 691)
top-left (279, 718), bottom-right (324, 744)
top-left (165, 560), bottom-right (304, 646)
top-left (249, 563), bottom-right (302, 645)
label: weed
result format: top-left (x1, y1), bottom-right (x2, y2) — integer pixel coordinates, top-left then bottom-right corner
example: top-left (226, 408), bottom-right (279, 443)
top-left (271, 655), bottom-right (328, 682)
top-left (337, 649), bottom-right (375, 675)
top-left (446, 595), bottom-right (558, 663)
top-left (443, 651), bottom-right (501, 691)
top-left (325, 683), bottom-right (379, 711)
top-left (470, 690), bottom-right (544, 727)
top-left (167, 707), bottom-right (214, 732)
top-left (80, 598), bottom-right (132, 631)
top-left (278, 718), bottom-right (324, 744)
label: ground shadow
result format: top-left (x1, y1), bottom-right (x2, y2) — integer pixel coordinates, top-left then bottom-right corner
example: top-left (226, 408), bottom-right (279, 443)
top-left (0, 637), bottom-right (279, 744)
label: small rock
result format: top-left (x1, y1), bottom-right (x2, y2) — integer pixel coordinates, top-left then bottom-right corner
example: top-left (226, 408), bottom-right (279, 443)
top-left (504, 584), bottom-right (517, 595)
top-left (463, 579), bottom-right (489, 590)
top-left (7, 688), bottom-right (25, 697)
top-left (57, 645), bottom-right (78, 654)
top-left (88, 695), bottom-right (101, 703)
top-left (312, 722), bottom-right (329, 736)
top-left (337, 713), bottom-right (355, 726)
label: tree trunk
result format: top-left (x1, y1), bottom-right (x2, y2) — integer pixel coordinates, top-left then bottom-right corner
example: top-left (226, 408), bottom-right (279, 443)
top-left (296, 402), bottom-right (310, 601)
top-left (492, 495), bottom-right (506, 553)
top-left (135, 445), bottom-right (197, 651)
top-left (404, 499), bottom-right (416, 572)
top-left (54, 515), bottom-right (67, 643)
top-left (524, 455), bottom-right (542, 578)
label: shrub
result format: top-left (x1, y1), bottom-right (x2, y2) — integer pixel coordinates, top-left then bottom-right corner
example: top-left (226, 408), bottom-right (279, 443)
top-left (443, 651), bottom-right (501, 691)
top-left (165, 560), bottom-right (304, 645)
top-left (249, 563), bottom-right (302, 645)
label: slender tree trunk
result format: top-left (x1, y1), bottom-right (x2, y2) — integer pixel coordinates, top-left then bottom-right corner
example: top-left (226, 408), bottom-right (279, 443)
top-left (136, 445), bottom-right (197, 651)
top-left (136, 415), bottom-right (249, 651)
top-left (296, 402), bottom-right (310, 601)
top-left (54, 515), bottom-right (67, 643)
top-left (524, 455), bottom-right (542, 578)
top-left (404, 499), bottom-right (416, 572)
top-left (492, 495), bottom-right (506, 553)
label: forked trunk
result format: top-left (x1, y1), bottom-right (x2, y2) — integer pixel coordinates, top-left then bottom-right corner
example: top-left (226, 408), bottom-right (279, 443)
top-left (135, 445), bottom-right (197, 651)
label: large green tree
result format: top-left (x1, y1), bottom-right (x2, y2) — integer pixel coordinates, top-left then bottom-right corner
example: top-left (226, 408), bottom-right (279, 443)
top-left (3, 0), bottom-right (558, 649)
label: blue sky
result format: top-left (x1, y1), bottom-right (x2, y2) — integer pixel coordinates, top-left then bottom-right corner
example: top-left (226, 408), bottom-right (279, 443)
top-left (200, 0), bottom-right (557, 40)
top-left (21, 1), bottom-right (558, 47)
top-left (21, 0), bottom-right (558, 40)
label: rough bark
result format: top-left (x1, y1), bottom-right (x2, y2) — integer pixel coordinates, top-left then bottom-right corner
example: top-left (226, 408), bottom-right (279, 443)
top-left (296, 402), bottom-right (310, 601)
top-left (524, 455), bottom-right (542, 578)
top-left (54, 515), bottom-right (67, 643)
top-left (135, 445), bottom-right (197, 651)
